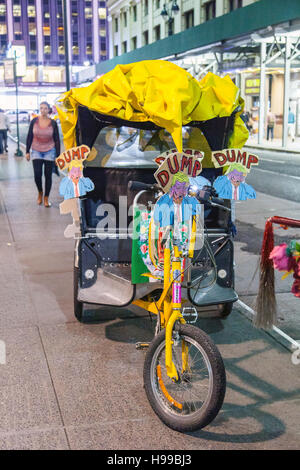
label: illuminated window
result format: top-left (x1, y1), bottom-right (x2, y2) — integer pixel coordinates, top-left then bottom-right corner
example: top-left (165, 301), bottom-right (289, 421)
top-left (100, 28), bottom-right (106, 37)
top-left (72, 45), bottom-right (79, 55)
top-left (58, 45), bottom-right (65, 54)
top-left (0, 23), bottom-right (6, 34)
top-left (44, 45), bottom-right (51, 54)
top-left (0, 5), bottom-right (6, 15)
top-left (28, 5), bottom-right (35, 17)
top-left (58, 26), bottom-right (64, 36)
top-left (43, 26), bottom-right (51, 36)
top-left (85, 7), bottom-right (92, 18)
top-left (13, 5), bottom-right (21, 16)
top-left (29, 24), bottom-right (36, 35)
top-left (99, 8), bottom-right (106, 19)
top-left (86, 45), bottom-right (92, 54)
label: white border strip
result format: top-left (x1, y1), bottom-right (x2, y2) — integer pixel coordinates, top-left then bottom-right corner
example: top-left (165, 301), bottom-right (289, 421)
top-left (237, 299), bottom-right (300, 349)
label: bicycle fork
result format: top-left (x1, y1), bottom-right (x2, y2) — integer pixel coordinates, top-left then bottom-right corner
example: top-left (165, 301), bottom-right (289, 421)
top-left (165, 246), bottom-right (187, 382)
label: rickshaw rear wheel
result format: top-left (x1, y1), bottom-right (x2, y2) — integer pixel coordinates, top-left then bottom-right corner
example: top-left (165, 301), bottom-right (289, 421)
top-left (143, 324), bottom-right (226, 432)
top-left (74, 266), bottom-right (84, 322)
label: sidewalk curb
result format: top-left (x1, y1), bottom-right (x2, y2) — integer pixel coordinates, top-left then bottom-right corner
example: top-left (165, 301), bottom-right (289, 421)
top-left (245, 144), bottom-right (300, 156)
top-left (236, 299), bottom-right (299, 353)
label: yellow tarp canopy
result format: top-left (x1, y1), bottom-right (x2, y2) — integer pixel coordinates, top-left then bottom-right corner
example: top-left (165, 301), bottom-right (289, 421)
top-left (56, 60), bottom-right (248, 152)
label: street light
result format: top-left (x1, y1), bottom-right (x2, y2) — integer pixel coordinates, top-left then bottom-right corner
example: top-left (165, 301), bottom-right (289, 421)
top-left (160, 0), bottom-right (180, 37)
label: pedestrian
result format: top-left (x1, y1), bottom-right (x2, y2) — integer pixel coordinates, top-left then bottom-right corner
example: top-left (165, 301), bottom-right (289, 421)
top-left (25, 102), bottom-right (60, 207)
top-left (247, 113), bottom-right (254, 136)
top-left (288, 107), bottom-right (295, 142)
top-left (267, 110), bottom-right (275, 141)
top-left (0, 108), bottom-right (11, 153)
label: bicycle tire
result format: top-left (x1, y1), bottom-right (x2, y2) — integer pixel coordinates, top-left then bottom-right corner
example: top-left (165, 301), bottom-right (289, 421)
top-left (73, 265), bottom-right (84, 322)
top-left (143, 323), bottom-right (226, 432)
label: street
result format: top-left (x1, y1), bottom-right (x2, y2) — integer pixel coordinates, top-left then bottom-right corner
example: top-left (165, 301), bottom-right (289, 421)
top-left (0, 141), bottom-right (299, 450)
top-left (245, 147), bottom-right (300, 202)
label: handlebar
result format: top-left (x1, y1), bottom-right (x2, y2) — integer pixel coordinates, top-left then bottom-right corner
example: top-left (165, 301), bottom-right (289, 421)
top-left (128, 181), bottom-right (159, 192)
top-left (129, 181), bottom-right (231, 211)
top-left (189, 187), bottom-right (231, 212)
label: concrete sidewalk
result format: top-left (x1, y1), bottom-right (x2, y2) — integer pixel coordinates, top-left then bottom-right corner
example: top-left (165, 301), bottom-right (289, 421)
top-left (234, 193), bottom-right (300, 340)
top-left (245, 135), bottom-right (300, 155)
top-left (0, 142), bottom-right (299, 450)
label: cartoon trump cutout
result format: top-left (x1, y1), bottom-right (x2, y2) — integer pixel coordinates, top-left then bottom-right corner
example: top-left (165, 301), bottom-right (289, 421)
top-left (59, 160), bottom-right (94, 200)
top-left (213, 163), bottom-right (256, 201)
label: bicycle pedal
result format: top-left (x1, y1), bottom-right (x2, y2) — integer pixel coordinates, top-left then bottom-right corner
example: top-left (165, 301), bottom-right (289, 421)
top-left (135, 342), bottom-right (150, 350)
top-left (182, 306), bottom-right (198, 324)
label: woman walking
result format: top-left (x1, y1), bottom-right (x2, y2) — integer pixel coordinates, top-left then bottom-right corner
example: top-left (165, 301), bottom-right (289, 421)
top-left (25, 102), bottom-right (60, 207)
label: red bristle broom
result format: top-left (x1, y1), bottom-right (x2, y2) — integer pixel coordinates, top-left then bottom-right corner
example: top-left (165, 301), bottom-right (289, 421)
top-left (255, 216), bottom-right (300, 328)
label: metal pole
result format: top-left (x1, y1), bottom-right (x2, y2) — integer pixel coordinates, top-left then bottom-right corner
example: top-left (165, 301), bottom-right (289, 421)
top-left (283, 36), bottom-right (291, 148)
top-left (14, 51), bottom-right (23, 157)
top-left (258, 41), bottom-right (266, 145)
top-left (62, 0), bottom-right (70, 91)
top-left (168, 17), bottom-right (173, 36)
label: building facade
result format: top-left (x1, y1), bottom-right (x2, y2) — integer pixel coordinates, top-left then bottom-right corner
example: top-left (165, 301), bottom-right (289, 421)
top-left (107, 0), bottom-right (258, 58)
top-left (102, 0), bottom-right (300, 145)
top-left (0, 0), bottom-right (108, 108)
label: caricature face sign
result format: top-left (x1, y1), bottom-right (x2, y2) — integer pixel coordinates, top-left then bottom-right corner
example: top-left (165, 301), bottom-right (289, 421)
top-left (154, 148), bottom-right (204, 193)
top-left (56, 145), bottom-right (90, 171)
top-left (211, 149), bottom-right (259, 201)
top-left (212, 149), bottom-right (259, 170)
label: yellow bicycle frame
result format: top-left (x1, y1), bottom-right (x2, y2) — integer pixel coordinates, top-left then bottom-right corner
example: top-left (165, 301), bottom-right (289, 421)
top-left (133, 216), bottom-right (197, 381)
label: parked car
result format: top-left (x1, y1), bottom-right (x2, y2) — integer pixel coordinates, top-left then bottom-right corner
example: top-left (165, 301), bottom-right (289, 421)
top-left (5, 110), bottom-right (30, 123)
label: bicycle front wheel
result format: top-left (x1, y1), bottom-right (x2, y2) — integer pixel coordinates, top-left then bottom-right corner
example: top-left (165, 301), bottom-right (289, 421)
top-left (143, 324), bottom-right (226, 432)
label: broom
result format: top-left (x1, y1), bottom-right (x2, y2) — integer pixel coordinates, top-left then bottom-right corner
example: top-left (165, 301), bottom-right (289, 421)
top-left (254, 216), bottom-right (300, 329)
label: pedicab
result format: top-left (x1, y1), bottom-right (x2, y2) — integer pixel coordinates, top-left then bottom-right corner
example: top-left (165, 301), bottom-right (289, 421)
top-left (56, 60), bottom-right (258, 432)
